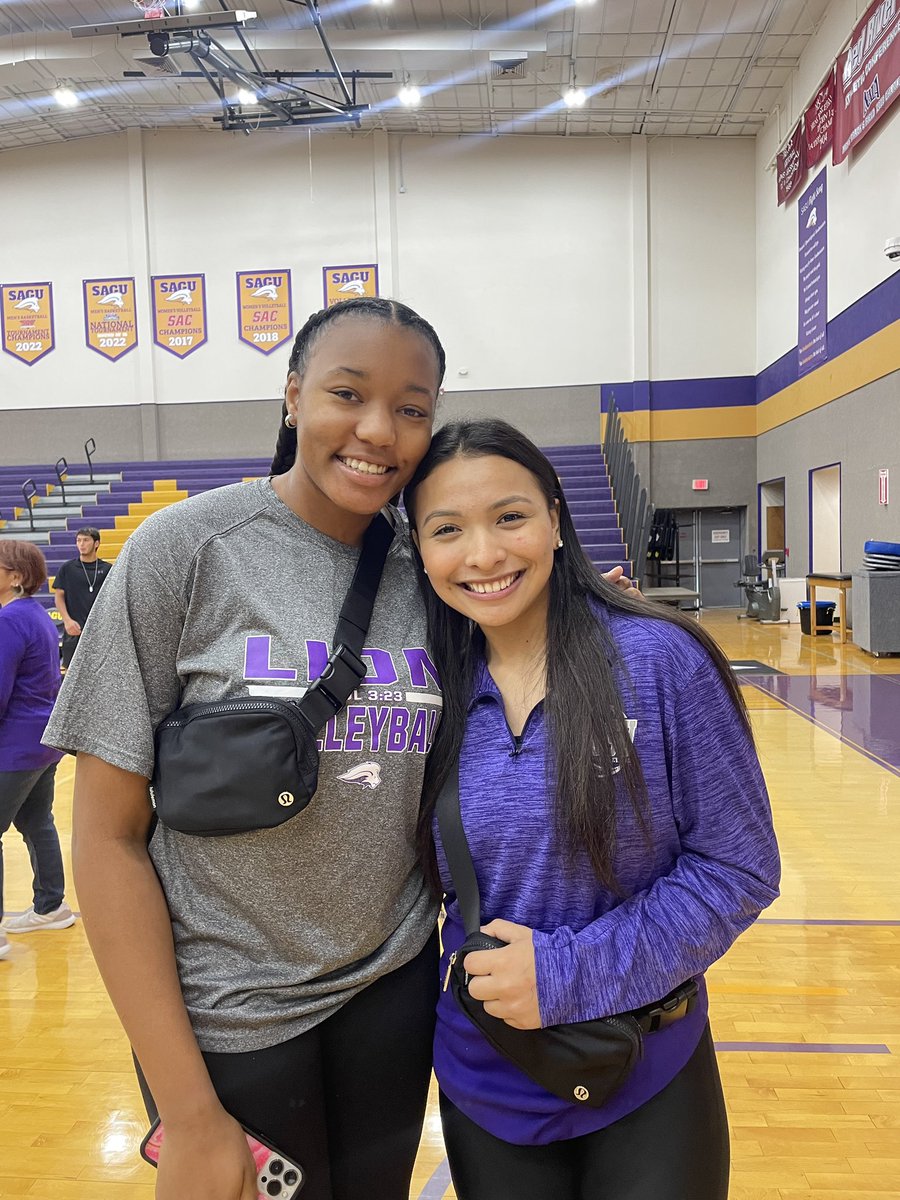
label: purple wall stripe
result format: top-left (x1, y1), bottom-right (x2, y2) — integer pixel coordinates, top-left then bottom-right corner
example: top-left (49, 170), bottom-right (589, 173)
top-left (600, 271), bottom-right (900, 417)
top-left (601, 377), bottom-right (754, 414)
top-left (715, 1042), bottom-right (890, 1054)
top-left (758, 918), bottom-right (900, 925)
top-left (756, 270), bottom-right (900, 405)
top-left (418, 1158), bottom-right (452, 1200)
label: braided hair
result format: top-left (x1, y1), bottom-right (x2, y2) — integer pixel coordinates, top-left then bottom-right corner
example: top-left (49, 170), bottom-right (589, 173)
top-left (270, 298), bottom-right (446, 477)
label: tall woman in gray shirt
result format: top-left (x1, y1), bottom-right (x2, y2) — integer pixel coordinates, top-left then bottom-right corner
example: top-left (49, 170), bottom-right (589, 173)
top-left (45, 300), bottom-right (447, 1200)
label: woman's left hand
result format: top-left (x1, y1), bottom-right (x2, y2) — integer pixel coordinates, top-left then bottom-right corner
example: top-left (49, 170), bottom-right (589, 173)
top-left (464, 919), bottom-right (541, 1029)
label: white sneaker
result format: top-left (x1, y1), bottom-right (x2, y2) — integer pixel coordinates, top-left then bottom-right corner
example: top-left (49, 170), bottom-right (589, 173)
top-left (0, 932), bottom-right (9, 959)
top-left (4, 903), bottom-right (77, 933)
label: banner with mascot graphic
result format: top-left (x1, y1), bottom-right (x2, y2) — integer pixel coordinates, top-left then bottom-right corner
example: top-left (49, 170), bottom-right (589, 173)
top-left (1, 282), bottom-right (55, 365)
top-left (323, 264), bottom-right (378, 308)
top-left (236, 270), bottom-right (293, 355)
top-left (151, 274), bottom-right (207, 357)
top-left (83, 277), bottom-right (138, 361)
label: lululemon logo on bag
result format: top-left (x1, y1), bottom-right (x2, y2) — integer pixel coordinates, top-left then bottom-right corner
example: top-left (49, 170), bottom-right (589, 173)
top-left (573, 1086), bottom-right (590, 1102)
top-left (277, 791), bottom-right (295, 807)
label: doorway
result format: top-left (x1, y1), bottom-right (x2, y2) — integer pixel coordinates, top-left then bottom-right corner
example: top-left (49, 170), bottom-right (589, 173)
top-left (758, 478), bottom-right (785, 560)
top-left (809, 463), bottom-right (841, 573)
top-left (672, 507), bottom-right (746, 607)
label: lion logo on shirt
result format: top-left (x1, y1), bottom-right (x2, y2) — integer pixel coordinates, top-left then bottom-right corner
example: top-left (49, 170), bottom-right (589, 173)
top-left (338, 762), bottom-right (382, 789)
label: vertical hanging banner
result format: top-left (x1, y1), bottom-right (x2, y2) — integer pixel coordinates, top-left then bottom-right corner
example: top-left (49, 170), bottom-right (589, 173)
top-left (83, 277), bottom-right (138, 361)
top-left (834, 0), bottom-right (900, 164)
top-left (1, 282), bottom-right (55, 365)
top-left (151, 274), bottom-right (207, 358)
top-left (804, 72), bottom-right (836, 167)
top-left (236, 270), bottom-right (293, 355)
top-left (798, 170), bottom-right (828, 377)
top-left (323, 264), bottom-right (378, 308)
top-left (776, 123), bottom-right (807, 205)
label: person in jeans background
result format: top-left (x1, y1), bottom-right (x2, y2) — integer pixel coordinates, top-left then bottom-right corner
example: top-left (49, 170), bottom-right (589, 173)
top-left (0, 540), bottom-right (76, 960)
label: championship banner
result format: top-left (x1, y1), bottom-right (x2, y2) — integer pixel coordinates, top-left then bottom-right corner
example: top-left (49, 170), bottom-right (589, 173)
top-left (323, 264), bottom-right (378, 308)
top-left (83, 277), bottom-right (138, 362)
top-left (776, 123), bottom-right (807, 205)
top-left (804, 73), bottom-right (836, 167)
top-left (1, 281), bottom-right (54, 366)
top-left (834, 0), bottom-right (900, 164)
top-left (236, 270), bottom-right (292, 355)
top-left (151, 274), bottom-right (207, 358)
top-left (798, 170), bottom-right (828, 378)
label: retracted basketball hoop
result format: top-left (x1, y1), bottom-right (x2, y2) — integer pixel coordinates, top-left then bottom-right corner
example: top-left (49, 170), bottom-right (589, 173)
top-left (133, 1), bottom-right (168, 16)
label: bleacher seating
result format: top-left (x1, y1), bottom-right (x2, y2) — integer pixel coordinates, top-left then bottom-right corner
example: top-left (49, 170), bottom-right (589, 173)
top-left (1, 447), bottom-right (631, 630)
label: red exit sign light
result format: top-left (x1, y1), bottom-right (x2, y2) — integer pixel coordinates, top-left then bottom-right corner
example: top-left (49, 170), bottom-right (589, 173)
top-left (692, 479), bottom-right (709, 491)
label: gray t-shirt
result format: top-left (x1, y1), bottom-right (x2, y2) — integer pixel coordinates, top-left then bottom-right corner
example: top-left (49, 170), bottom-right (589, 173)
top-left (45, 478), bottom-right (441, 1051)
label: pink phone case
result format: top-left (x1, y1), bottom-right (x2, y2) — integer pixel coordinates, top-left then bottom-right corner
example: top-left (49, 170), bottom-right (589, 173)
top-left (141, 1118), bottom-right (304, 1198)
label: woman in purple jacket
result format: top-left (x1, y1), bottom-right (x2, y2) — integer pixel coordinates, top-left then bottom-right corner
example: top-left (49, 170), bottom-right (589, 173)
top-left (0, 540), bottom-right (74, 961)
top-left (403, 420), bottom-right (780, 1200)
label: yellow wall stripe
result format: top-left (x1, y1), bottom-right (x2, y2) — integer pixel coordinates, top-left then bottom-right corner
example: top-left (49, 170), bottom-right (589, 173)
top-left (600, 318), bottom-right (900, 443)
top-left (756, 317), bottom-right (900, 436)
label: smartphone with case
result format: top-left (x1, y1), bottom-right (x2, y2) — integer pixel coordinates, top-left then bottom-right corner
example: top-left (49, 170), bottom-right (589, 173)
top-left (141, 1117), bottom-right (305, 1198)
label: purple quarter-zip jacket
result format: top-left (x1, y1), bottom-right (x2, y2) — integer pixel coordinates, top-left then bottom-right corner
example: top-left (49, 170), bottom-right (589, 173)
top-left (433, 610), bottom-right (780, 1144)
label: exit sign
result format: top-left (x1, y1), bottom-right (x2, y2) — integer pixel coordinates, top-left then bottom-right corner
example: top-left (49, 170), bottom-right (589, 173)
top-left (692, 479), bottom-right (709, 491)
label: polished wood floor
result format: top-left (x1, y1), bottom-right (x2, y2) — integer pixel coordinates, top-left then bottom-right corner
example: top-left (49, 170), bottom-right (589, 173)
top-left (1, 610), bottom-right (898, 1199)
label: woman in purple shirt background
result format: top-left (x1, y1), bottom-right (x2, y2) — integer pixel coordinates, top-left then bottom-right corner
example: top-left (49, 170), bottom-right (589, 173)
top-left (404, 420), bottom-right (780, 1200)
top-left (0, 540), bottom-right (74, 962)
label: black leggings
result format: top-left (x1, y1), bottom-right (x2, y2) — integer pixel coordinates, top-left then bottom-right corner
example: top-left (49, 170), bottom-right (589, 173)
top-left (138, 931), bottom-right (438, 1200)
top-left (440, 1025), bottom-right (729, 1200)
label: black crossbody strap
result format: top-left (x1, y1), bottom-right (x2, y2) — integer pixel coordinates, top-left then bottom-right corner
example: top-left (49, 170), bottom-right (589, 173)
top-left (435, 756), bottom-right (483, 937)
top-left (297, 511), bottom-right (395, 732)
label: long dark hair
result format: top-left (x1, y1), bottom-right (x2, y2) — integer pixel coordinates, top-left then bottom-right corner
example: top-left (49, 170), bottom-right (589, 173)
top-left (403, 418), bottom-right (751, 893)
top-left (269, 298), bottom-right (446, 477)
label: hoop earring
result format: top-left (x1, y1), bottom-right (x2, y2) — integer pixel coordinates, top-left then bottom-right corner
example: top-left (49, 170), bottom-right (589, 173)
top-left (284, 413), bottom-right (297, 429)
top-left (11, 583), bottom-right (24, 596)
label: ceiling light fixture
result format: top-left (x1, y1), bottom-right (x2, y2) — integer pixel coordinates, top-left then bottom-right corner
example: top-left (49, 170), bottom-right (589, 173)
top-left (236, 87), bottom-right (257, 105)
top-left (53, 86), bottom-right (80, 108)
top-left (398, 84), bottom-right (421, 107)
top-left (564, 86), bottom-right (587, 107)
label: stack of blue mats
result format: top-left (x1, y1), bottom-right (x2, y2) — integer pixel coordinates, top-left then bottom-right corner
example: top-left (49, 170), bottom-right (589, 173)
top-left (863, 539), bottom-right (900, 569)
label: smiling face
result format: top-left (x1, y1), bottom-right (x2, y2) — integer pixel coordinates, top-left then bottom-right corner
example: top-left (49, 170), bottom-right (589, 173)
top-left (282, 317), bottom-right (440, 543)
top-left (412, 453), bottom-right (560, 637)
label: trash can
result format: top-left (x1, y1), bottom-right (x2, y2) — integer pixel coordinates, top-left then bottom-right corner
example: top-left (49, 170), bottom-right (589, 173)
top-left (798, 600), bottom-right (835, 635)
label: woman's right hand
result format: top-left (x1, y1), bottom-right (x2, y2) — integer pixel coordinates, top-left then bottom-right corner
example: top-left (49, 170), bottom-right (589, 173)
top-left (155, 1107), bottom-right (259, 1200)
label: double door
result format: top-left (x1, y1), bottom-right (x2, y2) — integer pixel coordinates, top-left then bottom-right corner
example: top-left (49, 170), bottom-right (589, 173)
top-left (673, 507), bottom-right (745, 608)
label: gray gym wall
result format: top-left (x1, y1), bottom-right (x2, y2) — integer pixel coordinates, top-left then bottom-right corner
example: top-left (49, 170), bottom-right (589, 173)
top-left (2, 385), bottom-right (604, 468)
top-left (757, 365), bottom-right (900, 578)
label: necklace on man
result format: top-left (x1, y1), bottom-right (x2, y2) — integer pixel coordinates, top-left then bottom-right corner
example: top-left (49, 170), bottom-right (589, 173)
top-left (81, 559), bottom-right (99, 594)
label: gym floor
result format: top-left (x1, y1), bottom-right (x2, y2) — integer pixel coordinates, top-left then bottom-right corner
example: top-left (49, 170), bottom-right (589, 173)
top-left (1, 609), bottom-right (898, 1200)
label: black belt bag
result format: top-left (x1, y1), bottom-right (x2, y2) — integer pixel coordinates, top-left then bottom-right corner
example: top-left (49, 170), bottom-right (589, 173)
top-left (149, 512), bottom-right (395, 837)
top-left (436, 761), bottom-right (698, 1109)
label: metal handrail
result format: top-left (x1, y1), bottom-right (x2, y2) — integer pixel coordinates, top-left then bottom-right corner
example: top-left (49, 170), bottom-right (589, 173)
top-left (54, 457), bottom-right (68, 505)
top-left (84, 438), bottom-right (96, 483)
top-left (21, 479), bottom-right (37, 532)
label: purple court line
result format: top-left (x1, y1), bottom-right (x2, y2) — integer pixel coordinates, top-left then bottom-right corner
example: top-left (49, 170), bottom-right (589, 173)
top-left (715, 1042), bottom-right (890, 1054)
top-left (757, 918), bottom-right (900, 925)
top-left (745, 678), bottom-right (900, 779)
top-left (418, 1158), bottom-right (452, 1200)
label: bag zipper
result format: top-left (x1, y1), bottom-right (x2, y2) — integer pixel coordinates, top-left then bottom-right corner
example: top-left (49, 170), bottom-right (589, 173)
top-left (160, 699), bottom-right (312, 746)
top-left (442, 951), bottom-right (458, 992)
